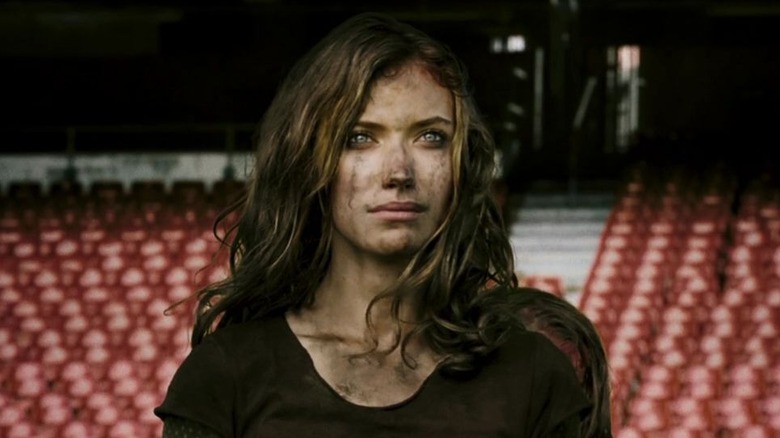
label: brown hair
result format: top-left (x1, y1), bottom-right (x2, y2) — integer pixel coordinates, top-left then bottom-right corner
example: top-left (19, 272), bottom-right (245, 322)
top-left (192, 12), bottom-right (516, 374)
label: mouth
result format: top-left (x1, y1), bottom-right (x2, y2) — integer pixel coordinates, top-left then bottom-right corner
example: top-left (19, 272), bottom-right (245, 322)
top-left (369, 202), bottom-right (425, 213)
top-left (369, 202), bottom-right (425, 221)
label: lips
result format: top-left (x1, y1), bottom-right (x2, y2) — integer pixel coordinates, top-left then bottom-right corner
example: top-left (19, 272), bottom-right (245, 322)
top-left (368, 202), bottom-right (425, 221)
top-left (369, 202), bottom-right (425, 213)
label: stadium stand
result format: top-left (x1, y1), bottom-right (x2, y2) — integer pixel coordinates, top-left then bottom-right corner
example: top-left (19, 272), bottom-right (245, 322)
top-left (1, 164), bottom-right (779, 436)
top-left (0, 179), bottom-right (243, 437)
top-left (580, 164), bottom-right (780, 437)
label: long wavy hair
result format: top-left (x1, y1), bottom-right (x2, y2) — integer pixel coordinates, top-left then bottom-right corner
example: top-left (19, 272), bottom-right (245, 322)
top-left (192, 12), bottom-right (517, 374)
top-left (512, 288), bottom-right (613, 438)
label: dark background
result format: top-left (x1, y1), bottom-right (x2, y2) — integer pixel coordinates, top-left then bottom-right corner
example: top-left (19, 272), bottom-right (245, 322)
top-left (2, 0), bottom-right (779, 188)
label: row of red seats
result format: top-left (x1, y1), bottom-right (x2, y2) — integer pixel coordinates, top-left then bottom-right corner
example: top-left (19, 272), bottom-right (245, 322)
top-left (580, 165), bottom-right (780, 435)
top-left (1, 180), bottom-right (244, 437)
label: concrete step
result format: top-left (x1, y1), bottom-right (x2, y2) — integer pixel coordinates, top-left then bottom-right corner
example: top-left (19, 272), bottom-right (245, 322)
top-left (513, 207), bottom-right (612, 223)
top-left (506, 190), bottom-right (613, 294)
top-left (509, 222), bottom-right (606, 238)
top-left (516, 193), bottom-right (616, 209)
top-left (510, 236), bottom-right (602, 252)
top-left (514, 252), bottom-right (596, 269)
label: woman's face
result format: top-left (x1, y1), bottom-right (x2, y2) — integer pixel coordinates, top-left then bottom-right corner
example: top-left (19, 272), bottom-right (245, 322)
top-left (330, 63), bottom-right (454, 261)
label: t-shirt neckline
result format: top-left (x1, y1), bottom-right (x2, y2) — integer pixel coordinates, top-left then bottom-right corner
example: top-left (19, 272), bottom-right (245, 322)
top-left (278, 314), bottom-right (442, 411)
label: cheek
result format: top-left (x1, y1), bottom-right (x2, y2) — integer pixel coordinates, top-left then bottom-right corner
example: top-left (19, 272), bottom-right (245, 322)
top-left (414, 153), bottom-right (453, 224)
top-left (428, 153), bottom-right (453, 201)
top-left (334, 154), bottom-right (372, 211)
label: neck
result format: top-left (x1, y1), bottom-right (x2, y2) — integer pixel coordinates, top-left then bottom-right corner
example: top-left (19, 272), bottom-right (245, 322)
top-left (303, 241), bottom-right (421, 346)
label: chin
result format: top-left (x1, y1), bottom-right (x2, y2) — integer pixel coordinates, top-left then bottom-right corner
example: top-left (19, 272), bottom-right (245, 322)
top-left (373, 236), bottom-right (425, 257)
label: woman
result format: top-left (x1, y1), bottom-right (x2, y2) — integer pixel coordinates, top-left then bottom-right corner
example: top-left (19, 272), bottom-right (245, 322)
top-left (512, 288), bottom-right (613, 438)
top-left (155, 12), bottom-right (590, 437)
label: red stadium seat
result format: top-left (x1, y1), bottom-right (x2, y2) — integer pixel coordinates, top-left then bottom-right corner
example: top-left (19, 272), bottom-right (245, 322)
top-left (739, 425), bottom-right (775, 438)
top-left (675, 399), bottom-right (717, 426)
top-left (60, 421), bottom-right (95, 438)
top-left (638, 378), bottom-right (677, 400)
top-left (614, 426), bottom-right (642, 438)
top-left (171, 180), bottom-right (207, 205)
top-left (130, 180), bottom-right (166, 202)
top-left (211, 179), bottom-right (246, 204)
top-left (8, 181), bottom-right (42, 201)
top-left (6, 422), bottom-right (36, 438)
top-left (89, 181), bottom-right (126, 202)
top-left (108, 420), bottom-right (141, 438)
top-left (629, 398), bottom-right (670, 432)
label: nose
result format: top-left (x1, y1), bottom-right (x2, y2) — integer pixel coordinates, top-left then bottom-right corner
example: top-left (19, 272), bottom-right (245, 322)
top-left (382, 140), bottom-right (415, 190)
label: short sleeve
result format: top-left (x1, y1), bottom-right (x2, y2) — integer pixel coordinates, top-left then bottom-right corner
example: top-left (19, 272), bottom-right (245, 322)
top-left (154, 336), bottom-right (235, 438)
top-left (529, 335), bottom-right (591, 438)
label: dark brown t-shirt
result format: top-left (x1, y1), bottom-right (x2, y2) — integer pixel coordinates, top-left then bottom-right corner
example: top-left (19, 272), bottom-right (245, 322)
top-left (155, 316), bottom-right (590, 437)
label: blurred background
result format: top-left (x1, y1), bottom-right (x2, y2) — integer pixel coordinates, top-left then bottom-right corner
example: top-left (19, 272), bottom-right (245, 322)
top-left (1, 0), bottom-right (779, 436)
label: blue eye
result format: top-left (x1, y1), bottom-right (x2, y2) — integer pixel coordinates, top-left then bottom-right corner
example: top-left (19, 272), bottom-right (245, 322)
top-left (420, 130), bottom-right (447, 145)
top-left (348, 132), bottom-right (372, 146)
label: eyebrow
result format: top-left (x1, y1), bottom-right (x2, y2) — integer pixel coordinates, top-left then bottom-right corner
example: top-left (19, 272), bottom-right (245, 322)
top-left (411, 116), bottom-right (453, 130)
top-left (353, 116), bottom-right (453, 132)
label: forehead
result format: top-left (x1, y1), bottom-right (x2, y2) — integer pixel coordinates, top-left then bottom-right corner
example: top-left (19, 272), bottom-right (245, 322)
top-left (360, 63), bottom-right (454, 122)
